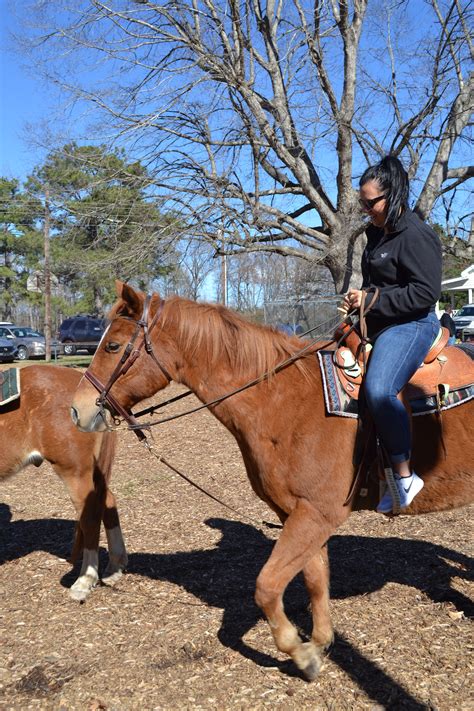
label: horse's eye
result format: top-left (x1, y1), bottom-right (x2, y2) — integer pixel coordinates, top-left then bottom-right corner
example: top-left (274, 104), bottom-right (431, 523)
top-left (105, 341), bottom-right (121, 353)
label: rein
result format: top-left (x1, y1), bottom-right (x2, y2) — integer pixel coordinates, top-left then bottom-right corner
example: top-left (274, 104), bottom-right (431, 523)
top-left (82, 289), bottom-right (380, 522)
top-left (142, 435), bottom-right (282, 531)
top-left (128, 333), bottom-right (332, 430)
top-left (85, 291), bottom-right (381, 432)
top-left (332, 288), bottom-right (379, 375)
top-left (85, 293), bottom-right (341, 434)
top-left (130, 311), bottom-right (342, 421)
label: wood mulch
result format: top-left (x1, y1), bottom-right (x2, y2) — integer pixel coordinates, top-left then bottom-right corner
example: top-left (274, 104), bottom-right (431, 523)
top-left (0, 381), bottom-right (472, 710)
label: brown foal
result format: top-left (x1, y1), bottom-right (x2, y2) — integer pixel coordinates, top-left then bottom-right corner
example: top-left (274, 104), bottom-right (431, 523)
top-left (0, 364), bottom-right (127, 600)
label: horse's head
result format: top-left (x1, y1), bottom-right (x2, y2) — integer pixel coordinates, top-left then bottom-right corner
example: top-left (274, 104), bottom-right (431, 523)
top-left (71, 281), bottom-right (174, 432)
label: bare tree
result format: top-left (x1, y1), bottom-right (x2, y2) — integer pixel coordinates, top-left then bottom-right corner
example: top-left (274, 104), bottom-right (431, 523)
top-left (226, 252), bottom-right (265, 312)
top-left (179, 238), bottom-right (217, 300)
top-left (19, 0), bottom-right (473, 292)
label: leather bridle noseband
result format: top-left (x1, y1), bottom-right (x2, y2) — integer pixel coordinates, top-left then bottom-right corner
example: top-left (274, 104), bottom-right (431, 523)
top-left (83, 293), bottom-right (171, 439)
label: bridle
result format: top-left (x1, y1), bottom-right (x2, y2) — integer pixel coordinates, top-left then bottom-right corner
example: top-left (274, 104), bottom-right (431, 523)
top-left (83, 288), bottom-right (379, 438)
top-left (82, 290), bottom-right (333, 436)
top-left (84, 293), bottom-right (171, 439)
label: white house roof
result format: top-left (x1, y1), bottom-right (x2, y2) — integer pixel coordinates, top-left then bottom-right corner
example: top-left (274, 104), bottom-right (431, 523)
top-left (441, 264), bottom-right (474, 291)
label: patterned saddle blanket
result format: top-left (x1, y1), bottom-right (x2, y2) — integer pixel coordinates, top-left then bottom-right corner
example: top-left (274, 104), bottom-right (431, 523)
top-left (318, 343), bottom-right (474, 418)
top-left (0, 368), bottom-right (20, 407)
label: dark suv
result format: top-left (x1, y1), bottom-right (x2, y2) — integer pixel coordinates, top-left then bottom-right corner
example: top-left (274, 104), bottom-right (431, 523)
top-left (59, 316), bottom-right (106, 355)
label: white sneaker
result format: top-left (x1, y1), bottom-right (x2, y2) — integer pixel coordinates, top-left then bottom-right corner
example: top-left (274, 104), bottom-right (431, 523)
top-left (377, 472), bottom-right (424, 514)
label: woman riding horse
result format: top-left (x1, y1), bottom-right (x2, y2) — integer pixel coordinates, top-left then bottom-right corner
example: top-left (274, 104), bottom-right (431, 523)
top-left (343, 155), bottom-right (442, 513)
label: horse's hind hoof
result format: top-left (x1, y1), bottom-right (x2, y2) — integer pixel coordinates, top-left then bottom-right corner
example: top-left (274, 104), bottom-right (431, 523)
top-left (101, 568), bottom-right (124, 586)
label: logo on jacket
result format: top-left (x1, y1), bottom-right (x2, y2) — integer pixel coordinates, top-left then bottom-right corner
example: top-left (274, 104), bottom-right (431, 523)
top-left (379, 252), bottom-right (388, 258)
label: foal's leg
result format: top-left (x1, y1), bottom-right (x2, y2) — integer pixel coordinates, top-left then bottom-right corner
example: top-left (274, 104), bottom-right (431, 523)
top-left (62, 466), bottom-right (102, 601)
top-left (255, 498), bottom-right (334, 681)
top-left (102, 487), bottom-right (128, 585)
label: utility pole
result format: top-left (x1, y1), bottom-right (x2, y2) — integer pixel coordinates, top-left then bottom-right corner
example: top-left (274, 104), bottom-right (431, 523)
top-left (44, 185), bottom-right (52, 362)
top-left (218, 227), bottom-right (227, 306)
top-left (221, 253), bottom-right (227, 306)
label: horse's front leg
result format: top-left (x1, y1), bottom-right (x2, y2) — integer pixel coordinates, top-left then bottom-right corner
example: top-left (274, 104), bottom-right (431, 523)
top-left (302, 544), bottom-right (333, 651)
top-left (101, 487), bottom-right (128, 585)
top-left (71, 547), bottom-right (100, 601)
top-left (255, 498), bottom-right (335, 681)
top-left (63, 469), bottom-right (102, 601)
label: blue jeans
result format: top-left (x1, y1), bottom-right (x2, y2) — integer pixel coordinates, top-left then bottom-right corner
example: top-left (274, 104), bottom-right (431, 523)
top-left (364, 312), bottom-right (440, 464)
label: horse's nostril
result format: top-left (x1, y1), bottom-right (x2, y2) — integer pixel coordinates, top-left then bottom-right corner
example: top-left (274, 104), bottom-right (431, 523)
top-left (70, 406), bottom-right (79, 426)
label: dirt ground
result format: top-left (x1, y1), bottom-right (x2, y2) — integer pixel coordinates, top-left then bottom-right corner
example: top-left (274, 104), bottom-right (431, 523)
top-left (0, 380), bottom-right (472, 711)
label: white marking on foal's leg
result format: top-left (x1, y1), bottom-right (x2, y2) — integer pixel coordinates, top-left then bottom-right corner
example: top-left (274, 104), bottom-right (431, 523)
top-left (102, 526), bottom-right (128, 585)
top-left (69, 549), bottom-right (99, 601)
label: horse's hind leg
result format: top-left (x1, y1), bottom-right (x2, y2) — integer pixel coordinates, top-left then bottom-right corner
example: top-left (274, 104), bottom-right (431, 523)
top-left (255, 498), bottom-right (335, 681)
top-left (101, 487), bottom-right (128, 585)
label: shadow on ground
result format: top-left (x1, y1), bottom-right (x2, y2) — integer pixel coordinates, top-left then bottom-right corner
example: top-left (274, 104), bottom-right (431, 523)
top-left (1, 505), bottom-right (472, 709)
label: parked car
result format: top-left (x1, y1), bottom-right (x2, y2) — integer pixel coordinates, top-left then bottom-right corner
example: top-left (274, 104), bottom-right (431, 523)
top-left (0, 336), bottom-right (17, 363)
top-left (59, 316), bottom-right (106, 355)
top-left (0, 325), bottom-right (59, 361)
top-left (453, 304), bottom-right (474, 341)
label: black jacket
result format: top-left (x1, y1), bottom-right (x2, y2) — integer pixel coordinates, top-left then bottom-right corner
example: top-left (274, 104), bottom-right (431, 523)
top-left (361, 208), bottom-right (442, 339)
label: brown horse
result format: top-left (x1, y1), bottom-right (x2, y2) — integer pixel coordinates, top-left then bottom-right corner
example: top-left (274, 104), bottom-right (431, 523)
top-left (71, 282), bottom-right (473, 679)
top-left (0, 364), bottom-right (128, 600)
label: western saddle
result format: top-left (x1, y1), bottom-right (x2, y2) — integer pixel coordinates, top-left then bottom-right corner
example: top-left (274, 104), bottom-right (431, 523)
top-left (332, 319), bottom-right (474, 404)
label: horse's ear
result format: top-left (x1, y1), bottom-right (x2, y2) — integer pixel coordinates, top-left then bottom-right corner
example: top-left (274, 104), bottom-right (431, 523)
top-left (115, 280), bottom-right (142, 318)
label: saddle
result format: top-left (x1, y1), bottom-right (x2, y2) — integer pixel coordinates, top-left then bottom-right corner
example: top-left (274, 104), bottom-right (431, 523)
top-left (332, 320), bottom-right (474, 403)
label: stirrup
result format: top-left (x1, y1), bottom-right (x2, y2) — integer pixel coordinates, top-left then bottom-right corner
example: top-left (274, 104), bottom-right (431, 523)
top-left (377, 464), bottom-right (401, 515)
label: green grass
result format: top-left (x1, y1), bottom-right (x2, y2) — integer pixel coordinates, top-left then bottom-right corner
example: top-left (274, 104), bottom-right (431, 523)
top-left (11, 355), bottom-right (94, 369)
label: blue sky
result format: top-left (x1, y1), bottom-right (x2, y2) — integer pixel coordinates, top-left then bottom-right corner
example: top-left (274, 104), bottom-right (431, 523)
top-left (0, 0), bottom-right (63, 179)
top-left (0, 5), bottom-right (46, 180)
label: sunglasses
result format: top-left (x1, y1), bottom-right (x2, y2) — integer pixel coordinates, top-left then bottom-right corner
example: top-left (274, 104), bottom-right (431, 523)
top-left (358, 194), bottom-right (386, 211)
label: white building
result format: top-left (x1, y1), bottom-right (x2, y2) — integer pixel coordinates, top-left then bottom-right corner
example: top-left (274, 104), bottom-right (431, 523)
top-left (441, 264), bottom-right (474, 306)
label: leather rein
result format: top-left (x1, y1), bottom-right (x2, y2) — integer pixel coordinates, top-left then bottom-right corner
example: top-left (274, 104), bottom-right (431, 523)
top-left (84, 289), bottom-right (378, 439)
top-left (83, 292), bottom-right (331, 437)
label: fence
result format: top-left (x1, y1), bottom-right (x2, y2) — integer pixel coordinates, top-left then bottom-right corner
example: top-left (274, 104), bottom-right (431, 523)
top-left (263, 296), bottom-right (341, 338)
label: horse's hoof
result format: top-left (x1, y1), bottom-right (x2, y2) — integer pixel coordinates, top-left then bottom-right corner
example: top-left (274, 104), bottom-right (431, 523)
top-left (101, 568), bottom-right (124, 586)
top-left (69, 585), bottom-right (90, 602)
top-left (293, 641), bottom-right (322, 682)
top-left (302, 658), bottom-right (321, 682)
top-left (69, 574), bottom-right (98, 601)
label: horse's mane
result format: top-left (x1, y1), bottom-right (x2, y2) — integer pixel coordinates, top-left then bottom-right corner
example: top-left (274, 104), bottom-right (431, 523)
top-left (161, 295), bottom-right (314, 380)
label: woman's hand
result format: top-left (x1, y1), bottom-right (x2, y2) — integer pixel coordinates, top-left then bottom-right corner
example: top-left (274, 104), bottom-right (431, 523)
top-left (341, 289), bottom-right (363, 312)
